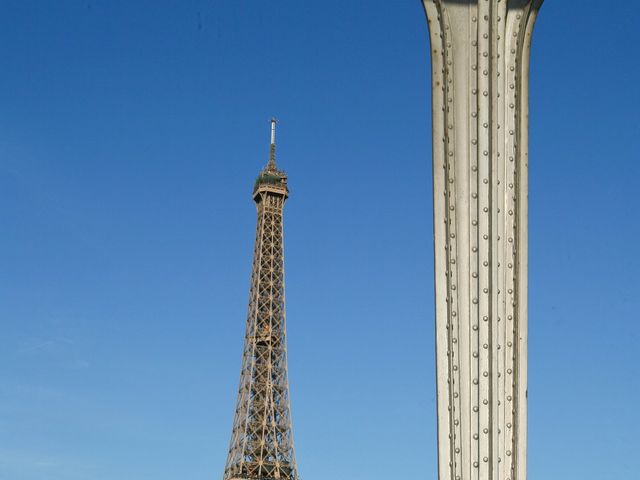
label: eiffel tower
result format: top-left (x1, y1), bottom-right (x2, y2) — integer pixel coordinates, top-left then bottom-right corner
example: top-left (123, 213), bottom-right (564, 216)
top-left (223, 119), bottom-right (299, 480)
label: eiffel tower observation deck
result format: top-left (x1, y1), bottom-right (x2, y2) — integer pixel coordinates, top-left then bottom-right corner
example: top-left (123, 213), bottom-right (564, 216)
top-left (223, 119), bottom-right (299, 480)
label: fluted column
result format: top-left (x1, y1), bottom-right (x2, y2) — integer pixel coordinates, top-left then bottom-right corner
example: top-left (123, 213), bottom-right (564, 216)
top-left (421, 1), bottom-right (542, 479)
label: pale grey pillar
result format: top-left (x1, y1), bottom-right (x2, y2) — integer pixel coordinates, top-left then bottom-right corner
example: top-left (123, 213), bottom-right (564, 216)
top-left (421, 1), bottom-right (543, 479)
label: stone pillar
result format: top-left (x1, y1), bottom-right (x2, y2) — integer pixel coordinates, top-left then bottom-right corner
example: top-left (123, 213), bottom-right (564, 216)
top-left (421, 1), bottom-right (542, 479)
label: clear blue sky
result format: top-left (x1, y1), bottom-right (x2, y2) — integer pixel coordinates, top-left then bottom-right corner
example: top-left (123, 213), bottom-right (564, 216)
top-left (1, 1), bottom-right (638, 479)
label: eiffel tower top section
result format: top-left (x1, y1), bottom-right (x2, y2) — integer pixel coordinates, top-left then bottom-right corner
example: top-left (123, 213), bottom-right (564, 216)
top-left (224, 118), bottom-right (299, 480)
top-left (253, 118), bottom-right (288, 201)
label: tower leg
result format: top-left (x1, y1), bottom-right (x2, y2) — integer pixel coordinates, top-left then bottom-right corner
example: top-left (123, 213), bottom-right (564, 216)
top-left (421, 1), bottom-right (543, 479)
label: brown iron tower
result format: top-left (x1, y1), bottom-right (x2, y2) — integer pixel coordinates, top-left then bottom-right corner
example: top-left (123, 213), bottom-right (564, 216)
top-left (223, 119), bottom-right (299, 480)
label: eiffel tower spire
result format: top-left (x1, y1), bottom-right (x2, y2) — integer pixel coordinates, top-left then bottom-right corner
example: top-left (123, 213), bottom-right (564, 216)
top-left (224, 120), bottom-right (298, 480)
top-left (266, 117), bottom-right (277, 171)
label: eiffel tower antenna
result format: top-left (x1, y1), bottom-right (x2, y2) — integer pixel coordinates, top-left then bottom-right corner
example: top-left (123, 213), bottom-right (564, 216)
top-left (267, 117), bottom-right (277, 170)
top-left (271, 117), bottom-right (276, 145)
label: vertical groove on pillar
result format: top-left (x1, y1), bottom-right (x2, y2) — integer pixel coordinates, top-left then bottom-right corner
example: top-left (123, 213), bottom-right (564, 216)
top-left (468, 5), bottom-right (480, 479)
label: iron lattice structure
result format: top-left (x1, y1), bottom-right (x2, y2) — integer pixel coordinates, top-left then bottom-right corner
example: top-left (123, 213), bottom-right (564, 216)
top-left (224, 121), bottom-right (299, 480)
